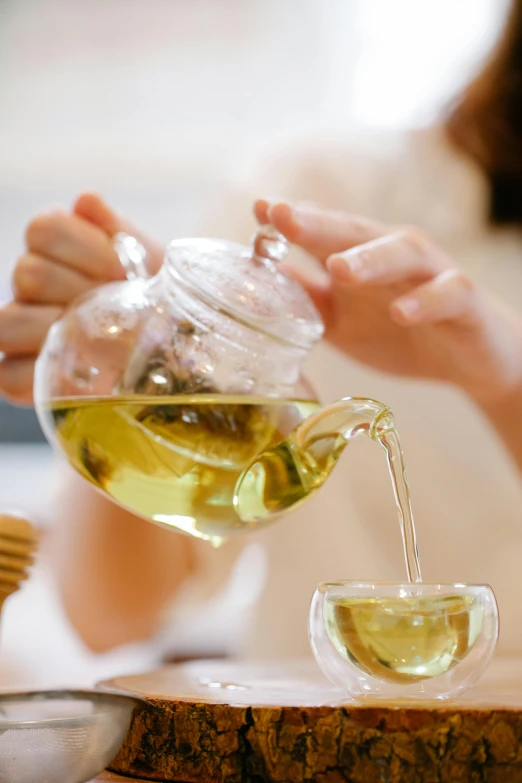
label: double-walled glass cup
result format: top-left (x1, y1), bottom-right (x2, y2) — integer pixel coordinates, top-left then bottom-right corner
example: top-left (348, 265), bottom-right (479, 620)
top-left (309, 581), bottom-right (498, 702)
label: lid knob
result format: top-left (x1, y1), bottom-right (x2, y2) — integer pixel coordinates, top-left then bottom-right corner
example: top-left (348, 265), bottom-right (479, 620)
top-left (251, 225), bottom-right (289, 268)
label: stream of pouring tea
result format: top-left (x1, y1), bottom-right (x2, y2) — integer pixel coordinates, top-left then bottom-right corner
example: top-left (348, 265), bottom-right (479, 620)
top-left (377, 426), bottom-right (421, 583)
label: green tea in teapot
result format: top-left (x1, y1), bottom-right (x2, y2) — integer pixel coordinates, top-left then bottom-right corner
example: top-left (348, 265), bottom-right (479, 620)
top-left (43, 394), bottom-right (320, 547)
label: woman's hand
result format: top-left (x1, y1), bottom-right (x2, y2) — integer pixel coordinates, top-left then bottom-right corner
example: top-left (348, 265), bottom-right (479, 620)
top-left (255, 199), bottom-right (522, 407)
top-left (0, 193), bottom-right (163, 404)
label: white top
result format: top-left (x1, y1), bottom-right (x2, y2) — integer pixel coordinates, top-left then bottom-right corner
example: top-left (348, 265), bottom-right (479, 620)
top-left (158, 125), bottom-right (522, 660)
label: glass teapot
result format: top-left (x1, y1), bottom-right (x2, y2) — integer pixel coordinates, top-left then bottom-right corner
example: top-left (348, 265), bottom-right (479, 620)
top-left (34, 226), bottom-right (392, 546)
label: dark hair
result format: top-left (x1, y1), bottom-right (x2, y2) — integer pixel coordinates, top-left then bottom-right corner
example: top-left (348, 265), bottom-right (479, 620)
top-left (446, 1), bottom-right (522, 226)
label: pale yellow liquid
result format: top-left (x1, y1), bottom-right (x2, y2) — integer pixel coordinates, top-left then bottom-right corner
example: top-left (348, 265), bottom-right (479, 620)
top-left (44, 395), bottom-right (320, 545)
top-left (44, 393), bottom-right (481, 688)
top-left (324, 594), bottom-right (484, 683)
top-left (45, 394), bottom-right (421, 581)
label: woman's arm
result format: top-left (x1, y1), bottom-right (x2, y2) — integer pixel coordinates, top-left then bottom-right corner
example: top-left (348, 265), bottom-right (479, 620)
top-left (48, 471), bottom-right (195, 652)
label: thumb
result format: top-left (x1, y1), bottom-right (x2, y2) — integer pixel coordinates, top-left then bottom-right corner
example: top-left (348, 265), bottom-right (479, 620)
top-left (73, 192), bottom-right (164, 273)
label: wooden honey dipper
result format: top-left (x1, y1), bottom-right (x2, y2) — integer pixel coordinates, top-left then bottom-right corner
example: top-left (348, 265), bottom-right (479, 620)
top-left (0, 513), bottom-right (39, 616)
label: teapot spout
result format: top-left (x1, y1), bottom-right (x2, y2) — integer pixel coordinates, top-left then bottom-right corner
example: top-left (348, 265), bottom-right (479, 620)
top-left (234, 397), bottom-right (395, 524)
top-left (291, 397), bottom-right (394, 447)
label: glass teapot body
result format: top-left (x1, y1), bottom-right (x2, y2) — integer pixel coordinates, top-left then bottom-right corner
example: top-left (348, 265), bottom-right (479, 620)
top-left (34, 228), bottom-right (324, 545)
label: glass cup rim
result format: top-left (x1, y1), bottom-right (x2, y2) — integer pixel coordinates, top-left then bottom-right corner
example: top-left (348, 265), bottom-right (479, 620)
top-left (316, 580), bottom-right (494, 594)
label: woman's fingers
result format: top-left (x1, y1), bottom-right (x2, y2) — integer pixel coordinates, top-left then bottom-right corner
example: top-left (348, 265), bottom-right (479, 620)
top-left (254, 199), bottom-right (386, 263)
top-left (12, 253), bottom-right (97, 305)
top-left (74, 192), bottom-right (137, 236)
top-left (390, 269), bottom-right (478, 326)
top-left (0, 301), bottom-right (63, 403)
top-left (0, 302), bottom-right (63, 356)
top-left (25, 209), bottom-right (124, 281)
top-left (0, 356), bottom-right (35, 404)
top-left (327, 229), bottom-right (451, 287)
top-left (254, 198), bottom-right (271, 225)
top-left (74, 192), bottom-right (165, 274)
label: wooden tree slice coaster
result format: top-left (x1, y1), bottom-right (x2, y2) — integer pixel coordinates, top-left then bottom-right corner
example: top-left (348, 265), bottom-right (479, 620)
top-left (102, 657), bottom-right (522, 783)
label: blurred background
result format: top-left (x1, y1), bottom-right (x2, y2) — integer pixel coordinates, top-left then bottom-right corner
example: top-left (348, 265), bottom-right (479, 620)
top-left (0, 0), bottom-right (508, 686)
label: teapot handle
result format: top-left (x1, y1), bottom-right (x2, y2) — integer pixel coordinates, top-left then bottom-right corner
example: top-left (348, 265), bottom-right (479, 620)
top-left (113, 232), bottom-right (149, 281)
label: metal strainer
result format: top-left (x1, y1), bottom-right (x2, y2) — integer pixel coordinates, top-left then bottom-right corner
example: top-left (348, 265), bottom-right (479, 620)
top-left (0, 689), bottom-right (144, 783)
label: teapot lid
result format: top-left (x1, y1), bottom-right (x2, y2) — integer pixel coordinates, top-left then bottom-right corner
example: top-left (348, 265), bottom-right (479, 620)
top-left (165, 225), bottom-right (324, 349)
